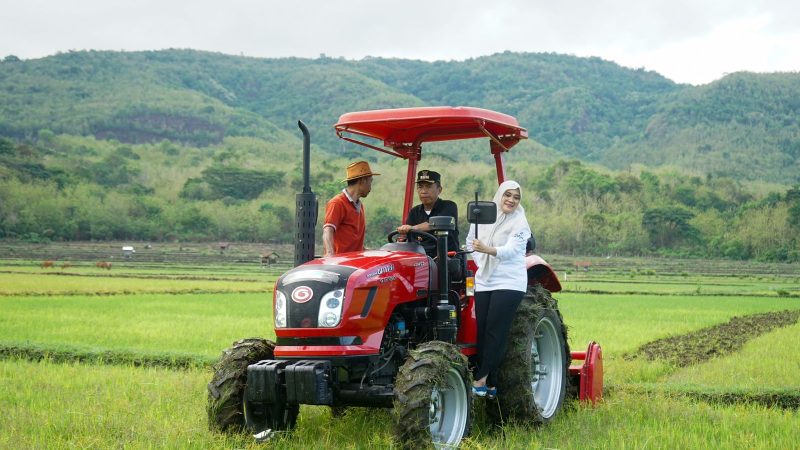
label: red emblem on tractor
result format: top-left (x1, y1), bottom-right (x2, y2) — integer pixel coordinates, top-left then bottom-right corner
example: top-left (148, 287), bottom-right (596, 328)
top-left (291, 286), bottom-right (313, 303)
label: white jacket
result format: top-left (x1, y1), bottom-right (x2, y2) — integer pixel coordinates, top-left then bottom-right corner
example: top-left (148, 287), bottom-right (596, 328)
top-left (466, 224), bottom-right (530, 293)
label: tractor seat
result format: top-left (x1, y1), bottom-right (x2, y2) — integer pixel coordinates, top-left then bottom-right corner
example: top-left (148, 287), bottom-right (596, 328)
top-left (448, 257), bottom-right (465, 283)
top-left (379, 241), bottom-right (426, 255)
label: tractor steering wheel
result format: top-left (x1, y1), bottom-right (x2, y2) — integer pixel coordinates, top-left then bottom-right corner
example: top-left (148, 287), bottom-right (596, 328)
top-left (387, 229), bottom-right (438, 246)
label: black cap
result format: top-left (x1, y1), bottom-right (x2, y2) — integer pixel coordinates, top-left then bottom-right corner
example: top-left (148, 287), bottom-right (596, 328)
top-left (416, 170), bottom-right (441, 184)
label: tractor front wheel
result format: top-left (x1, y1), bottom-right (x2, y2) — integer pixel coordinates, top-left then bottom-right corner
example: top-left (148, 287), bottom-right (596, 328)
top-left (207, 338), bottom-right (298, 433)
top-left (394, 341), bottom-right (473, 449)
top-left (488, 285), bottom-right (570, 425)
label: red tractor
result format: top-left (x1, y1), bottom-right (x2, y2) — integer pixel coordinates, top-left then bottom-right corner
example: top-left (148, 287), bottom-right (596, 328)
top-left (207, 107), bottom-right (602, 447)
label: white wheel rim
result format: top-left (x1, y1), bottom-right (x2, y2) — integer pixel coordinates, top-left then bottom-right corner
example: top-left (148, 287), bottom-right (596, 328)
top-left (429, 367), bottom-right (468, 447)
top-left (530, 314), bottom-right (564, 419)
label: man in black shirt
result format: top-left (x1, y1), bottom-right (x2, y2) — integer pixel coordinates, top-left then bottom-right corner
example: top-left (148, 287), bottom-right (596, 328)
top-left (396, 170), bottom-right (460, 256)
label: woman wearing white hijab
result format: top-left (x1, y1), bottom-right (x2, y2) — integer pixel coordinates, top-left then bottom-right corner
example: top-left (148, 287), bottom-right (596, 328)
top-left (466, 180), bottom-right (532, 398)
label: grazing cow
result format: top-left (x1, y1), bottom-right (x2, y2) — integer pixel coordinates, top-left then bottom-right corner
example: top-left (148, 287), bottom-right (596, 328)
top-left (574, 261), bottom-right (591, 272)
top-left (61, 262), bottom-right (72, 269)
top-left (41, 260), bottom-right (55, 269)
top-left (96, 261), bottom-right (112, 270)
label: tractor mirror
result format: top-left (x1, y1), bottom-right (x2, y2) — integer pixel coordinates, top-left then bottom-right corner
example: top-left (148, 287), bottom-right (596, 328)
top-left (467, 201), bottom-right (496, 225)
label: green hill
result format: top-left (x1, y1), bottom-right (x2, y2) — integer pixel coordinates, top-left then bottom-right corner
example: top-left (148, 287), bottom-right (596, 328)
top-left (1, 49), bottom-right (799, 261)
top-left (2, 50), bottom-right (799, 182)
top-left (602, 72), bottom-right (800, 180)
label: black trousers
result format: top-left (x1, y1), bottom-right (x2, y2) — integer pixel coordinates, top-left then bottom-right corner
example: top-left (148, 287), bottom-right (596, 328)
top-left (474, 289), bottom-right (525, 386)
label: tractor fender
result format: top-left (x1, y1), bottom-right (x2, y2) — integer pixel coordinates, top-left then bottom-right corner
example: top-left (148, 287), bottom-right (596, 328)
top-left (525, 254), bottom-right (562, 293)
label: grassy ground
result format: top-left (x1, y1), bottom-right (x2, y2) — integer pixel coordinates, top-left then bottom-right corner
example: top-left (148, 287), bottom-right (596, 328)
top-left (1, 256), bottom-right (799, 448)
top-left (558, 293), bottom-right (800, 355)
top-left (2, 359), bottom-right (798, 449)
top-left (664, 320), bottom-right (800, 391)
top-left (0, 272), bottom-right (275, 296)
top-left (0, 293), bottom-right (273, 359)
top-left (561, 272), bottom-right (800, 297)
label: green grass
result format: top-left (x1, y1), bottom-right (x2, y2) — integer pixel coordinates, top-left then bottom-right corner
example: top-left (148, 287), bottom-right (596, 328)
top-left (527, 389), bottom-right (800, 450)
top-left (14, 290), bottom-right (797, 373)
top-left (0, 359), bottom-right (259, 449)
top-left (557, 293), bottom-right (800, 387)
top-left (1, 359), bottom-right (798, 449)
top-left (560, 273), bottom-right (799, 296)
top-left (0, 273), bottom-right (275, 295)
top-left (558, 293), bottom-right (800, 356)
top-left (1, 258), bottom-right (800, 448)
top-left (0, 359), bottom-right (397, 449)
top-left (1, 259), bottom-right (285, 278)
top-left (664, 321), bottom-right (800, 391)
top-left (0, 293), bottom-right (273, 358)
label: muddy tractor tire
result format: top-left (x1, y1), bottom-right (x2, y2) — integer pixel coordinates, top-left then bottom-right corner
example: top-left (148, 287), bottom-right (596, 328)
top-left (207, 338), bottom-right (298, 433)
top-left (394, 341), bottom-right (473, 449)
top-left (488, 285), bottom-right (570, 426)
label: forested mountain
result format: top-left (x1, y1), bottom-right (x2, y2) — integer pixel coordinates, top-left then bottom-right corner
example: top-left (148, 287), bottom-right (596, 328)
top-left (1, 49), bottom-right (799, 182)
top-left (1, 49), bottom-right (799, 261)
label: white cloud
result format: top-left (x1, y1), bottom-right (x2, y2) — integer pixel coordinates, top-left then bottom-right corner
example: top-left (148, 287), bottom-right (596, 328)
top-left (609, 13), bottom-right (800, 84)
top-left (1, 0), bottom-right (798, 84)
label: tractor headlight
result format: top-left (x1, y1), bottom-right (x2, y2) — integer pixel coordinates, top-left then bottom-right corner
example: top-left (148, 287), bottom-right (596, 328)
top-left (318, 288), bottom-right (344, 328)
top-left (274, 290), bottom-right (287, 328)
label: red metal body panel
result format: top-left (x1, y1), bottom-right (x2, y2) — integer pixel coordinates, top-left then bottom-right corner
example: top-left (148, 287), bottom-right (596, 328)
top-left (569, 342), bottom-right (603, 404)
top-left (456, 296), bottom-right (477, 355)
top-left (274, 250), bottom-right (431, 357)
top-left (455, 259), bottom-right (480, 354)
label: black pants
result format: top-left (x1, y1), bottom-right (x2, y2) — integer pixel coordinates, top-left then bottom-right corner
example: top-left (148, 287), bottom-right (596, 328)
top-left (474, 289), bottom-right (525, 386)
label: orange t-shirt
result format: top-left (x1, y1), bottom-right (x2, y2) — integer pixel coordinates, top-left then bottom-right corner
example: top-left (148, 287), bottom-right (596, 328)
top-left (324, 191), bottom-right (366, 254)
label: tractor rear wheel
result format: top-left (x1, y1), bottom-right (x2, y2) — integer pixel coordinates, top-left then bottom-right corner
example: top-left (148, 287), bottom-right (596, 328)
top-left (487, 285), bottom-right (570, 425)
top-left (207, 338), bottom-right (298, 433)
top-left (394, 341), bottom-right (472, 449)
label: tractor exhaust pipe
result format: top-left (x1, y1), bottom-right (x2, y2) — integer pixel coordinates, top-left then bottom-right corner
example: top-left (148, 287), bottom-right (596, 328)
top-left (300, 121), bottom-right (311, 194)
top-left (294, 120), bottom-right (317, 267)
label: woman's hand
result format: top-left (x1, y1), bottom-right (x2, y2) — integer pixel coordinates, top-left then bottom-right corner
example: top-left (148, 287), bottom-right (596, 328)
top-left (471, 239), bottom-right (497, 256)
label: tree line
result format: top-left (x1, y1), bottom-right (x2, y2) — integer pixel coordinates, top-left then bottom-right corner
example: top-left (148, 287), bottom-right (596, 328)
top-left (1, 136), bottom-right (797, 262)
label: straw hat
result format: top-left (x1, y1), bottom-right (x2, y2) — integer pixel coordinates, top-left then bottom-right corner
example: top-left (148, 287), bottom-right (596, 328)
top-left (343, 161), bottom-right (380, 182)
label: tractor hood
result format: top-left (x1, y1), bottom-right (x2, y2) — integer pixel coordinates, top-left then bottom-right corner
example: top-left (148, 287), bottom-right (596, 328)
top-left (273, 250), bottom-right (432, 357)
top-left (276, 264), bottom-right (358, 328)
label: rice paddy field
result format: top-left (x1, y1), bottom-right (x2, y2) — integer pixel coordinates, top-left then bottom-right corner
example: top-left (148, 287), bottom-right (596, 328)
top-left (1, 243), bottom-right (799, 449)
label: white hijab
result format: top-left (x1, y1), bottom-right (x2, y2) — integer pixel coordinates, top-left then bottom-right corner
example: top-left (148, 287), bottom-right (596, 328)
top-left (474, 180), bottom-right (531, 281)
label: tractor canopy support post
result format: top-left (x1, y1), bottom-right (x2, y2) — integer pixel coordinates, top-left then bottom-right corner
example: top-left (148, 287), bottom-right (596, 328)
top-left (402, 148), bottom-right (420, 221)
top-left (491, 141), bottom-right (507, 185)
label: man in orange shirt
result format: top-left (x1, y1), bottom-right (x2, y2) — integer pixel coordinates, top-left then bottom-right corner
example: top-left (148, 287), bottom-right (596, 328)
top-left (322, 161), bottom-right (380, 256)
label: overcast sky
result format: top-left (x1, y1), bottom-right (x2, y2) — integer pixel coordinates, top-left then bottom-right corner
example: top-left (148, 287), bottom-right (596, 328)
top-left (2, 0), bottom-right (798, 85)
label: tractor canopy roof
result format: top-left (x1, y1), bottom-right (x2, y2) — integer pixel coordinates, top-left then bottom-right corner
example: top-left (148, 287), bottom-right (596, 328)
top-left (333, 106), bottom-right (528, 219)
top-left (334, 106), bottom-right (527, 158)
